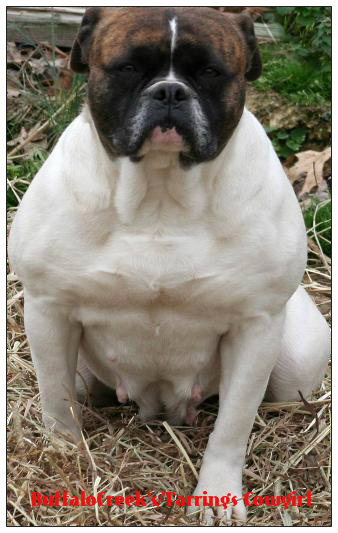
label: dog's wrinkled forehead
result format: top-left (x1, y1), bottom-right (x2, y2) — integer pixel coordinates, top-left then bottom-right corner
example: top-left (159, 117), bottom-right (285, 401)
top-left (89, 7), bottom-right (246, 71)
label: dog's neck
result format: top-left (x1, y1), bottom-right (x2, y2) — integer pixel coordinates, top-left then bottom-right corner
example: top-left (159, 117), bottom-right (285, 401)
top-left (70, 105), bottom-right (262, 225)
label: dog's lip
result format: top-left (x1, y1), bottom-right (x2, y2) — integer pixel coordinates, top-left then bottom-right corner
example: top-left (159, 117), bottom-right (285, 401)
top-left (150, 126), bottom-right (184, 145)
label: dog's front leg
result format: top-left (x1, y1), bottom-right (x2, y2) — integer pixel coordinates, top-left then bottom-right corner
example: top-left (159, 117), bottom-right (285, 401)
top-left (24, 293), bottom-right (82, 442)
top-left (191, 312), bottom-right (284, 525)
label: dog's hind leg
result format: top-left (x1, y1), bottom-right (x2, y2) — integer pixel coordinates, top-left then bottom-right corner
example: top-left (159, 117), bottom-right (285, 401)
top-left (266, 286), bottom-right (331, 402)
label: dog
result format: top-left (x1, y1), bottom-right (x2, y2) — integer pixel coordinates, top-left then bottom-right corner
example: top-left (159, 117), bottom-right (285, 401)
top-left (8, 7), bottom-right (330, 525)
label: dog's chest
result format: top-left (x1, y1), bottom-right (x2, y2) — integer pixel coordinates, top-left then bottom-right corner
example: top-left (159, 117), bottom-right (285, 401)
top-left (79, 225), bottom-right (237, 315)
top-left (76, 225), bottom-right (234, 385)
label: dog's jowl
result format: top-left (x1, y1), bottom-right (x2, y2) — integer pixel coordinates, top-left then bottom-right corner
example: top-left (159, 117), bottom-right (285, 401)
top-left (8, 7), bottom-right (330, 525)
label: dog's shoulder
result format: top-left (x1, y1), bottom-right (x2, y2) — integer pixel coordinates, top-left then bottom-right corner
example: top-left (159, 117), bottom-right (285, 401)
top-left (8, 108), bottom-right (111, 280)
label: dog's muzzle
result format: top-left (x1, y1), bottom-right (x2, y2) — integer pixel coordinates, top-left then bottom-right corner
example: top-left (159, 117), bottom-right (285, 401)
top-left (126, 79), bottom-right (212, 162)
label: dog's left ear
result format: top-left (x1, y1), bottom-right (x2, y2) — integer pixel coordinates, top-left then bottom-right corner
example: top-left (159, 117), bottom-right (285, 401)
top-left (70, 7), bottom-right (102, 73)
top-left (235, 11), bottom-right (262, 81)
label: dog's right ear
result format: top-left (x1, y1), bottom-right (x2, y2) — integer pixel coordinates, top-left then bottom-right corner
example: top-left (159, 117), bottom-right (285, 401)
top-left (236, 11), bottom-right (262, 81)
top-left (70, 7), bottom-right (102, 73)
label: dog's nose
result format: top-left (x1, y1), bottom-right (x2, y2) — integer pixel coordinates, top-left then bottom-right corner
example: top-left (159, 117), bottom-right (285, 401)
top-left (150, 82), bottom-right (189, 105)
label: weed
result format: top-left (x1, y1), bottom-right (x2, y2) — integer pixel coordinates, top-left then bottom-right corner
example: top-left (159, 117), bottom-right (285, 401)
top-left (7, 152), bottom-right (47, 208)
top-left (7, 73), bottom-right (86, 208)
top-left (258, 7), bottom-right (331, 107)
top-left (254, 43), bottom-right (330, 107)
top-left (39, 74), bottom-right (86, 144)
top-left (266, 126), bottom-right (307, 159)
top-left (304, 199), bottom-right (331, 258)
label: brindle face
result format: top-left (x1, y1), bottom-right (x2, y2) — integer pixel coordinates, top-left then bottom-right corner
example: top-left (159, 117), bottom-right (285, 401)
top-left (71, 7), bottom-right (262, 167)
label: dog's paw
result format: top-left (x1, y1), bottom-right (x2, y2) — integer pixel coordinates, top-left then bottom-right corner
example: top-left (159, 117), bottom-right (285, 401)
top-left (187, 476), bottom-right (247, 526)
top-left (192, 499), bottom-right (246, 526)
top-left (187, 497), bottom-right (246, 526)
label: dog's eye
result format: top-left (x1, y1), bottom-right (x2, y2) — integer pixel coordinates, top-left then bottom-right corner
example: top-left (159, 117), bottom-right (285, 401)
top-left (119, 64), bottom-right (137, 73)
top-left (199, 67), bottom-right (220, 77)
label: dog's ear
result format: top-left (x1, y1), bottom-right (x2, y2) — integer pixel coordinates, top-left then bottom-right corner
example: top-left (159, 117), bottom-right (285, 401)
top-left (235, 11), bottom-right (262, 81)
top-left (70, 7), bottom-right (102, 73)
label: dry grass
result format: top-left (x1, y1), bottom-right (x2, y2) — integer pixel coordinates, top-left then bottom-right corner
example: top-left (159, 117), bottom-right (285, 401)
top-left (7, 204), bottom-right (331, 526)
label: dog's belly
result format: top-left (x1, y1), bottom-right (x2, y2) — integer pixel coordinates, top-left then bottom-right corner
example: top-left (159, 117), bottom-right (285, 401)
top-left (69, 232), bottom-right (250, 415)
top-left (78, 301), bottom-right (222, 404)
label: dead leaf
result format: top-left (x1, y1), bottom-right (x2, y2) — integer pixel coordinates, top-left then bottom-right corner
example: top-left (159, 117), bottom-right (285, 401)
top-left (28, 57), bottom-right (48, 76)
top-left (58, 68), bottom-right (74, 91)
top-left (20, 139), bottom-right (48, 160)
top-left (7, 79), bottom-right (20, 99)
top-left (7, 42), bottom-right (24, 66)
top-left (286, 147), bottom-right (331, 197)
top-left (7, 127), bottom-right (28, 147)
top-left (7, 69), bottom-right (22, 99)
top-left (316, 180), bottom-right (330, 203)
top-left (53, 58), bottom-right (68, 70)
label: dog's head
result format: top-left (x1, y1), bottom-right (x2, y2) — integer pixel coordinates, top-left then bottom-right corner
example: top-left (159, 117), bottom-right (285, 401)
top-left (71, 7), bottom-right (261, 167)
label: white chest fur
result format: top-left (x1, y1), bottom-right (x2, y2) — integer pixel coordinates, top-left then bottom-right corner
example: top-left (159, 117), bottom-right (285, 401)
top-left (75, 220), bottom-right (229, 408)
top-left (9, 107), bottom-right (306, 413)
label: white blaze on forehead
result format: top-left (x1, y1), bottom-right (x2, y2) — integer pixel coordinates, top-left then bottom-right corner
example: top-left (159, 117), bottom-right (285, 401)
top-left (167, 17), bottom-right (178, 80)
top-left (169, 17), bottom-right (178, 54)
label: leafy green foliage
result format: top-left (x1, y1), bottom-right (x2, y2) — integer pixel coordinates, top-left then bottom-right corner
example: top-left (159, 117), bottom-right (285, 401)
top-left (255, 8), bottom-right (331, 158)
top-left (266, 126), bottom-right (307, 159)
top-left (275, 7), bottom-right (331, 59)
top-left (255, 42), bottom-right (330, 106)
top-left (257, 7), bottom-right (331, 106)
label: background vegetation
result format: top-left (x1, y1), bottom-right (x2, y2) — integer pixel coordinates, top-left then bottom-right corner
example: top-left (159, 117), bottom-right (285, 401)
top-left (251, 7), bottom-right (331, 257)
top-left (258, 7), bottom-right (331, 106)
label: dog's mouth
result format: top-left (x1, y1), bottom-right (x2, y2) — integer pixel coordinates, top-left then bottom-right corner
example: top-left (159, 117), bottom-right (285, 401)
top-left (133, 122), bottom-right (188, 157)
top-left (124, 107), bottom-right (214, 165)
top-left (149, 125), bottom-right (184, 149)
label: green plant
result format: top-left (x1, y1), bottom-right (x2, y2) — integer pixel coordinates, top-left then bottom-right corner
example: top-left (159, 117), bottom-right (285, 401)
top-left (7, 72), bottom-right (86, 209)
top-left (256, 8), bottom-right (331, 108)
top-left (304, 199), bottom-right (331, 258)
top-left (275, 7), bottom-right (331, 58)
top-left (255, 41), bottom-right (330, 106)
top-left (266, 126), bottom-right (307, 159)
top-left (40, 74), bottom-right (86, 144)
top-left (7, 152), bottom-right (47, 208)
top-left (275, 8), bottom-right (330, 96)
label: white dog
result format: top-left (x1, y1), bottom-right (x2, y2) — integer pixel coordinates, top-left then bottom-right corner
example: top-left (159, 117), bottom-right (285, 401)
top-left (9, 7), bottom-right (330, 525)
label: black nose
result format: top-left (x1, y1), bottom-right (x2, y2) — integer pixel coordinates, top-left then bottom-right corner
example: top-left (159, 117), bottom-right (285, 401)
top-left (151, 82), bottom-right (189, 105)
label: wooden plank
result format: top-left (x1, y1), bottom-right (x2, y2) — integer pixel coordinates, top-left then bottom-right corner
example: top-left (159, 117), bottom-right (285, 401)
top-left (254, 22), bottom-right (284, 41)
top-left (26, 7), bottom-right (87, 15)
top-left (7, 8), bottom-right (85, 47)
top-left (7, 7), bottom-right (283, 48)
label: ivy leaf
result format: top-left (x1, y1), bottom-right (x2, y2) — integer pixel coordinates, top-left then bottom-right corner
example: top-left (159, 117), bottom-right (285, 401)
top-left (290, 127), bottom-right (307, 144)
top-left (276, 131), bottom-right (289, 140)
top-left (286, 138), bottom-right (302, 151)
